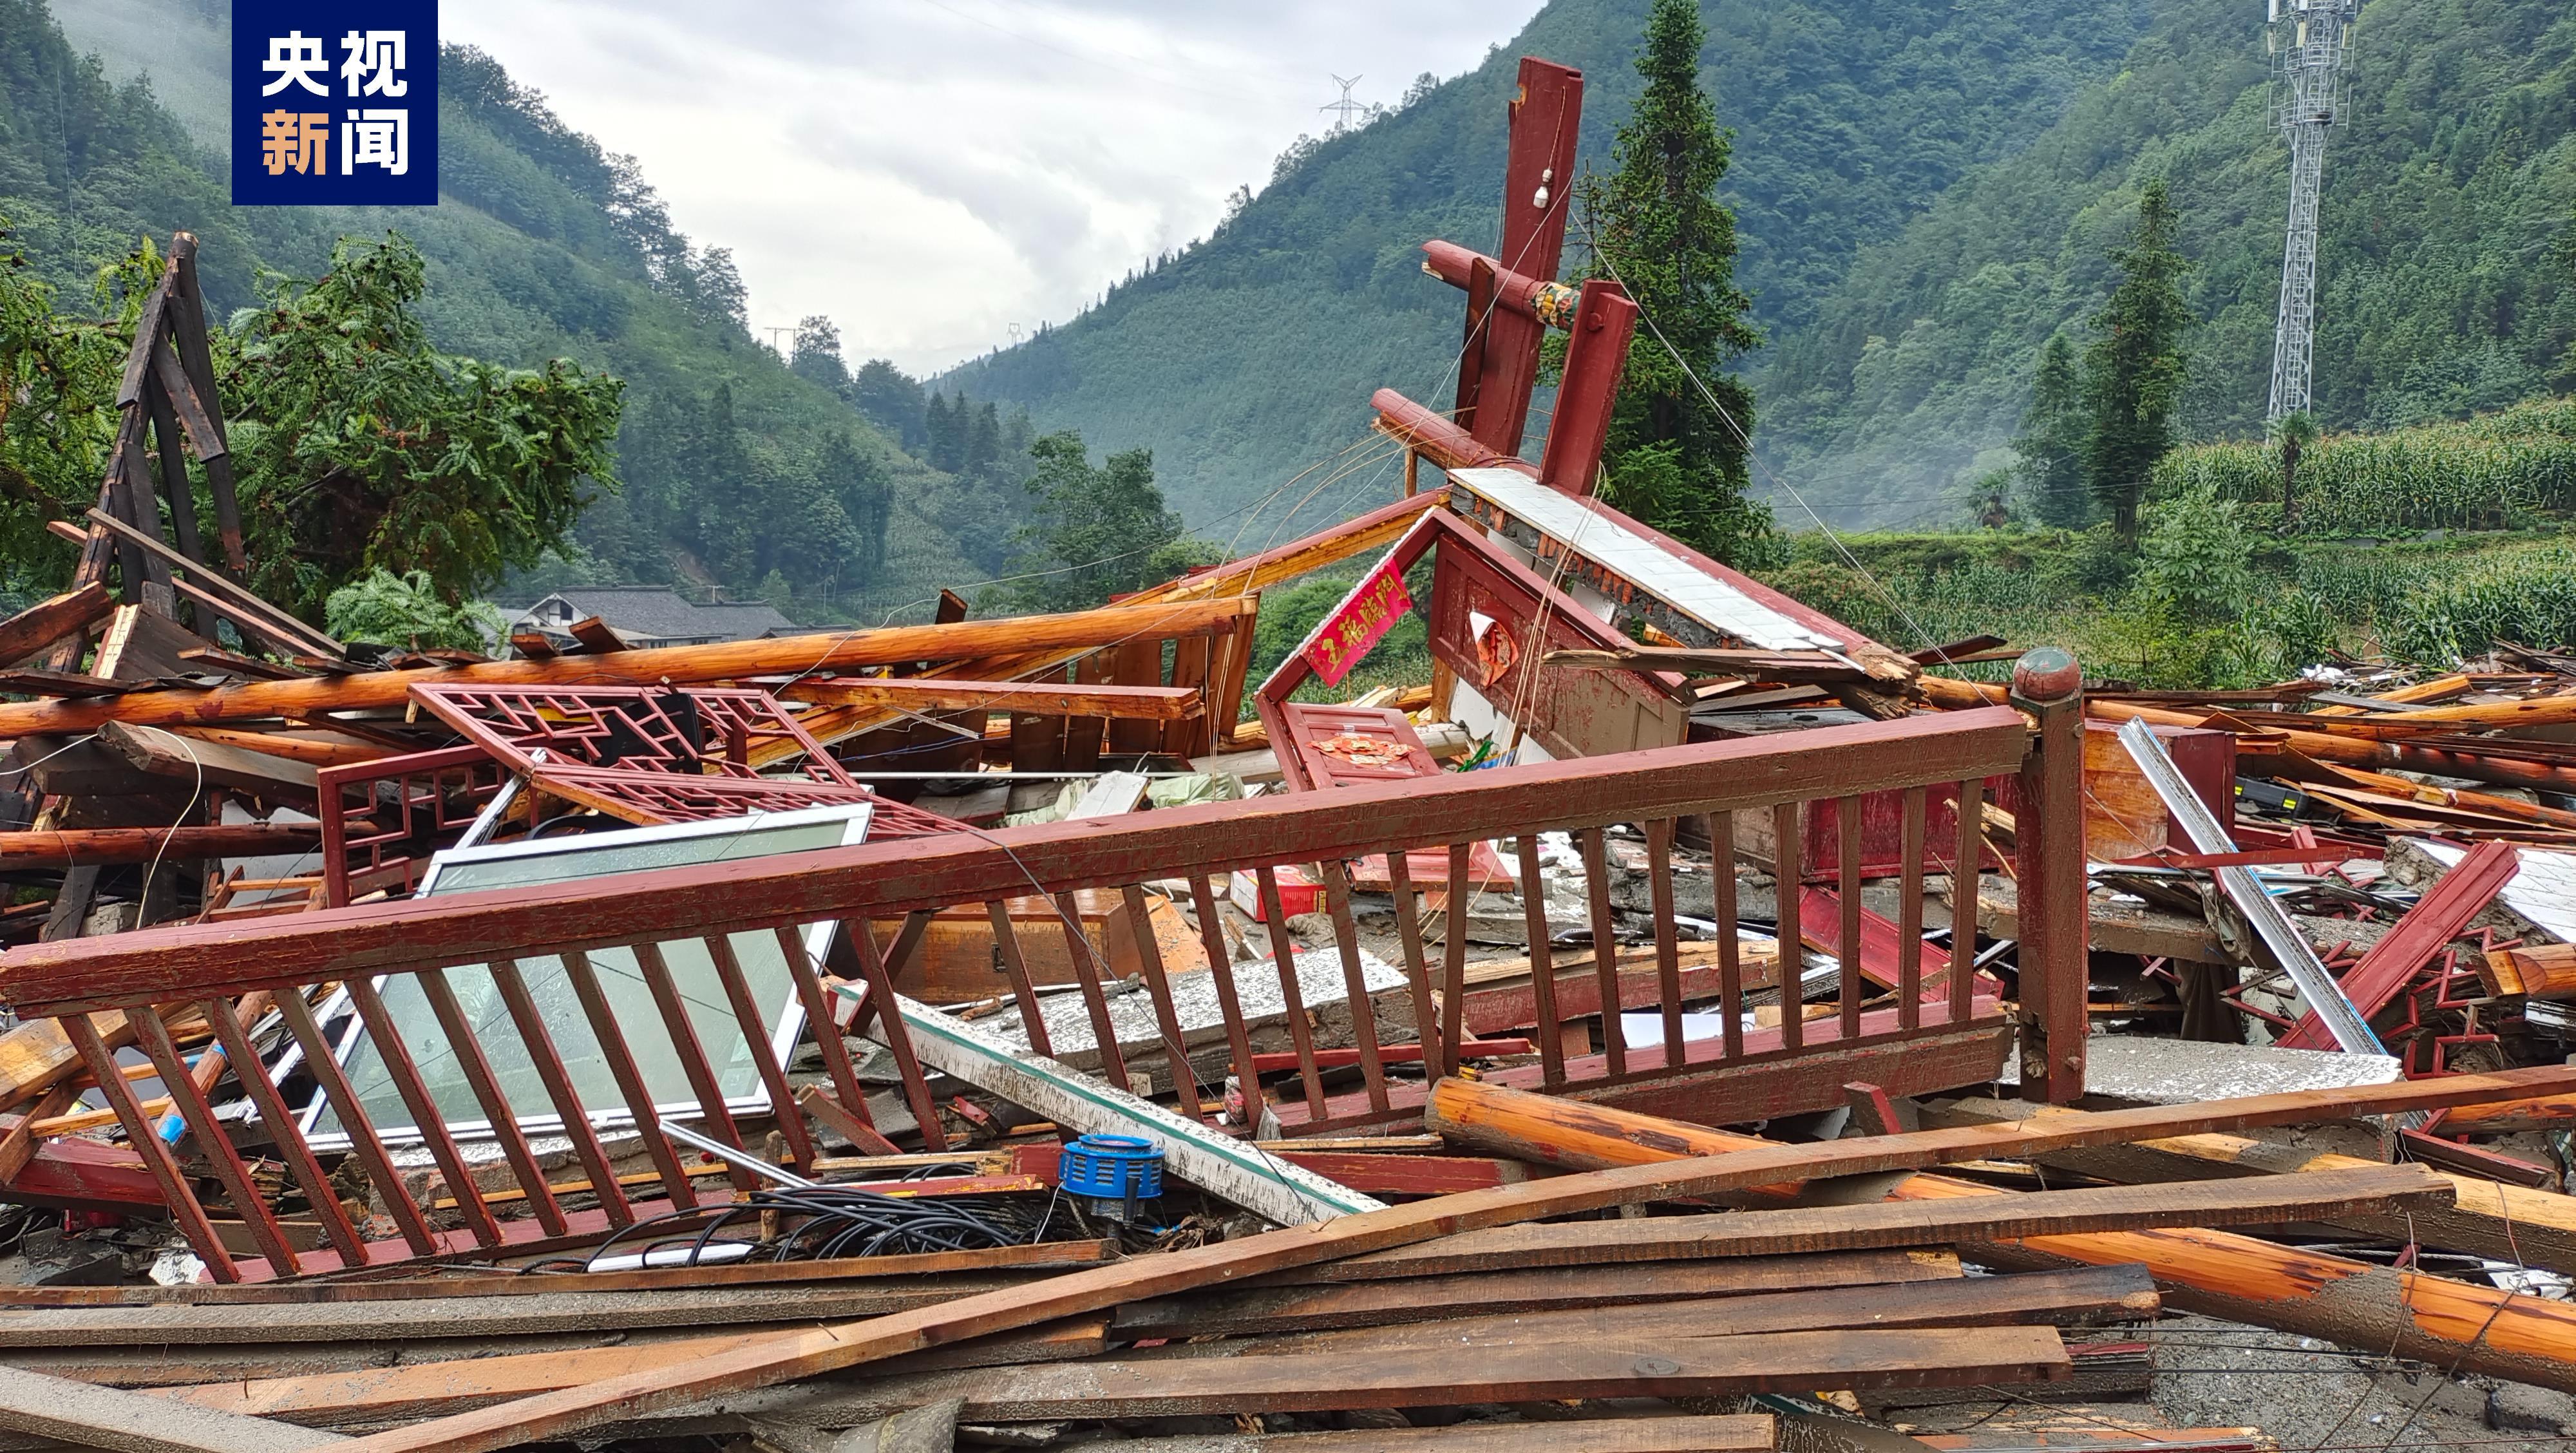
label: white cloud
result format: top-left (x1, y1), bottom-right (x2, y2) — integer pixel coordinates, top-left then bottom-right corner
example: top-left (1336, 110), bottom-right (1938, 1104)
top-left (440, 0), bottom-right (1544, 374)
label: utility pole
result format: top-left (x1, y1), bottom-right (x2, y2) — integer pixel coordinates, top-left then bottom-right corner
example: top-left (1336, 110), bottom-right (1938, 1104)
top-left (2264, 0), bottom-right (2361, 423)
top-left (1320, 74), bottom-right (1365, 134)
top-left (762, 325), bottom-right (795, 359)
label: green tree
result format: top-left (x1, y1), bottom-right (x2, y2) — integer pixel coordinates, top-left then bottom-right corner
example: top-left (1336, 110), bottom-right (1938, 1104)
top-left (1001, 431), bottom-right (1204, 613)
top-left (227, 233), bottom-right (625, 616)
top-left (788, 314), bottom-right (849, 398)
top-left (2012, 334), bottom-right (2090, 527)
top-left (851, 359), bottom-right (924, 450)
top-left (323, 568), bottom-right (506, 652)
top-left (0, 217), bottom-right (129, 596)
top-left (2080, 181), bottom-right (2192, 540)
top-left (1566, 0), bottom-right (1770, 565)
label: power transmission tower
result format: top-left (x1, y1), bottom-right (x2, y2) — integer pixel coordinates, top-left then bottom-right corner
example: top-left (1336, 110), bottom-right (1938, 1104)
top-left (1320, 74), bottom-right (1365, 134)
top-left (2264, 0), bottom-right (2362, 423)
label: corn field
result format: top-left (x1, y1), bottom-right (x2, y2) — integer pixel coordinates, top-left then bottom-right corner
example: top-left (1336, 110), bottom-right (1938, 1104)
top-left (2152, 397), bottom-right (2576, 535)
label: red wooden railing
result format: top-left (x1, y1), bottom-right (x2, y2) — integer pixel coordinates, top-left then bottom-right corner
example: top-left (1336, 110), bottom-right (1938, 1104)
top-left (0, 687), bottom-right (2083, 1281)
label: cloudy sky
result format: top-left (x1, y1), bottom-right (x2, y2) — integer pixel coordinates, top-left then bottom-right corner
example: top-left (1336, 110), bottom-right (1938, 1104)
top-left (439, 1), bottom-right (1546, 375)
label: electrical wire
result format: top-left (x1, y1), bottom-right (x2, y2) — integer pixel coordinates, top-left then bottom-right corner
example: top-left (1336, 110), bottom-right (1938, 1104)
top-left (519, 1181), bottom-right (1037, 1274)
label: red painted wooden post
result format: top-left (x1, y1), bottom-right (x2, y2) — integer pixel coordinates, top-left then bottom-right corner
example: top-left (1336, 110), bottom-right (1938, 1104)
top-left (628, 942), bottom-right (761, 1193)
top-left (1317, 862), bottom-right (1392, 1113)
top-left (199, 996), bottom-right (370, 1264)
top-left (1538, 280), bottom-right (1639, 497)
top-left (773, 926), bottom-right (891, 1153)
top-left (62, 1013), bottom-right (238, 1282)
top-left (1054, 890), bottom-right (1131, 1094)
top-left (1836, 797), bottom-right (1864, 1042)
top-left (344, 974), bottom-right (507, 1246)
top-left (1898, 787), bottom-right (1927, 1034)
top-left (1440, 844), bottom-right (1471, 1069)
top-left (1950, 778), bottom-right (1982, 1027)
top-left (128, 1003), bottom-right (304, 1273)
top-left (1774, 802), bottom-right (1804, 1056)
top-left (704, 935), bottom-right (818, 1170)
top-left (2012, 647), bottom-right (2088, 1104)
top-left (414, 965), bottom-right (571, 1235)
top-left (1577, 829), bottom-right (1625, 1079)
top-left (484, 958), bottom-right (633, 1226)
top-left (1473, 56), bottom-right (1585, 458)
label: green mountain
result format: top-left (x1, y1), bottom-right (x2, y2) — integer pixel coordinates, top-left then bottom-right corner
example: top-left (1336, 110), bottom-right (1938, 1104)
top-left (9, 0), bottom-right (989, 622)
top-left (948, 0), bottom-right (2576, 537)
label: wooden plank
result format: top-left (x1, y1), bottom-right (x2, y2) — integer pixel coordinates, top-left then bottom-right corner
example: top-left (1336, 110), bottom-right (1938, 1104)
top-left (98, 720), bottom-right (319, 799)
top-left (0, 584), bottom-right (115, 668)
top-left (1297, 1164), bottom-right (2450, 1278)
top-left (134, 1317), bottom-right (1113, 1425)
top-left (0, 825), bottom-right (319, 868)
top-left (1037, 1418), bottom-right (1776, 1453)
top-left (1428, 1076), bottom-right (2576, 1398)
top-left (1193, 1265), bottom-right (2157, 1358)
top-left (565, 616), bottom-right (627, 654)
top-left (780, 678), bottom-right (1198, 719)
top-left (0, 1363), bottom-right (345, 1453)
top-left (82, 510), bottom-right (340, 661)
top-left (307, 1063), bottom-right (2576, 1453)
top-left (0, 1281), bottom-right (1031, 1347)
top-left (0, 594), bottom-right (1250, 739)
top-left (1110, 1248), bottom-right (1965, 1338)
top-left (93, 605), bottom-right (214, 681)
top-left (634, 1327), bottom-right (2071, 1428)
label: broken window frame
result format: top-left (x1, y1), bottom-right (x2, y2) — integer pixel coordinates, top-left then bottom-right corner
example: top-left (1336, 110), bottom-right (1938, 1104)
top-left (289, 802), bottom-right (875, 1150)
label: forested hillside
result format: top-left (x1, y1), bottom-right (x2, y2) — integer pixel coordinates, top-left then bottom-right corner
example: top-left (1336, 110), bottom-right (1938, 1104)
top-left (10, 0), bottom-right (986, 622)
top-left (943, 0), bottom-right (2158, 536)
top-left (949, 0), bottom-right (2576, 535)
top-left (1765, 0), bottom-right (2576, 525)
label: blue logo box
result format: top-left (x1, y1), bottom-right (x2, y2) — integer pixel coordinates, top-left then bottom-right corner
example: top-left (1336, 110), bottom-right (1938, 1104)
top-left (232, 1), bottom-right (439, 206)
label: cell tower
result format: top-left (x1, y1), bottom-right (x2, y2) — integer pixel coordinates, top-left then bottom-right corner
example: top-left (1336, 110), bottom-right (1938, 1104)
top-left (1321, 74), bottom-right (1365, 134)
top-left (2264, 0), bottom-right (2362, 423)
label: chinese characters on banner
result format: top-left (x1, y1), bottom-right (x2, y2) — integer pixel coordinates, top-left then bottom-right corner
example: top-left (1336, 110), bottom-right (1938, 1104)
top-left (233, 2), bottom-right (438, 206)
top-left (1302, 557), bottom-right (1415, 688)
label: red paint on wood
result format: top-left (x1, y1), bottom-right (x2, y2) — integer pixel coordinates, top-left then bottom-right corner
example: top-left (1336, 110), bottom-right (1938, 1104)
top-left (2277, 839), bottom-right (2519, 1052)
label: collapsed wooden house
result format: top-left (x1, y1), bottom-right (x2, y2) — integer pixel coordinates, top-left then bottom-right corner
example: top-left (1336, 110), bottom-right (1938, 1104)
top-left (0, 49), bottom-right (2571, 1453)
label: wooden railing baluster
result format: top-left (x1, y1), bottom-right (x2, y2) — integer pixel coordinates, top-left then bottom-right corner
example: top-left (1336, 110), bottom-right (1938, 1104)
top-left (1899, 786), bottom-right (1927, 1034)
top-left (1439, 844), bottom-right (1470, 1072)
top-left (1953, 779), bottom-right (1982, 1026)
top-left (1645, 819), bottom-right (1684, 1067)
top-left (1318, 862), bottom-right (1391, 1114)
top-left (1052, 890), bottom-right (1132, 1094)
top-left (413, 965), bottom-right (569, 1236)
top-left (1515, 833), bottom-right (1566, 1087)
top-left (199, 996), bottom-right (370, 1264)
top-left (1577, 828), bottom-right (1625, 1079)
top-left (1383, 853), bottom-right (1443, 1081)
top-left (62, 1012), bottom-right (239, 1282)
top-left (129, 1004), bottom-right (304, 1272)
top-left (844, 922), bottom-right (950, 1152)
top-left (1185, 874), bottom-right (1261, 1121)
top-left (704, 935), bottom-right (817, 1170)
top-left (274, 989), bottom-right (442, 1250)
top-left (1712, 810), bottom-right (1742, 1061)
top-left (774, 926), bottom-right (891, 1152)
top-left (983, 901), bottom-right (1053, 1058)
top-left (1121, 886), bottom-right (1208, 1123)
top-left (344, 974), bottom-right (506, 1246)
top-left (1254, 866), bottom-right (1327, 1119)
top-left (559, 949), bottom-right (698, 1208)
top-left (1837, 796), bottom-right (1864, 1043)
top-left (627, 942), bottom-right (760, 1193)
top-left (484, 958), bottom-right (632, 1226)
top-left (1773, 802), bottom-right (1804, 1056)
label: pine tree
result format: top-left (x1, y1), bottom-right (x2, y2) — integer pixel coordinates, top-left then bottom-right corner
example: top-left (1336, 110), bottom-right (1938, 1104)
top-left (923, 392), bottom-right (958, 471)
top-left (2012, 334), bottom-right (2090, 527)
top-left (1568, 0), bottom-right (1768, 565)
top-left (2081, 180), bottom-right (2192, 540)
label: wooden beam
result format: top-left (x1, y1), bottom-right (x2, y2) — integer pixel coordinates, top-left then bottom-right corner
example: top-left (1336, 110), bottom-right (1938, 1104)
top-left (632, 1327), bottom-right (2072, 1429)
top-left (0, 1363), bottom-right (345, 1453)
top-left (83, 509), bottom-right (343, 661)
top-left (565, 616), bottom-right (627, 654)
top-left (0, 584), bottom-right (114, 668)
top-left (164, 727), bottom-right (398, 768)
top-left (0, 825), bottom-right (321, 868)
top-left (0, 595), bottom-right (1249, 738)
top-left (305, 1063), bottom-right (2576, 1453)
top-left (1427, 1077), bottom-right (2576, 1395)
top-left (953, 1417), bottom-right (1776, 1453)
top-left (97, 720), bottom-right (319, 800)
top-left (1297, 1164), bottom-right (2450, 1278)
top-left (1117, 1248), bottom-right (1960, 1338)
top-left (778, 677), bottom-right (1198, 720)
